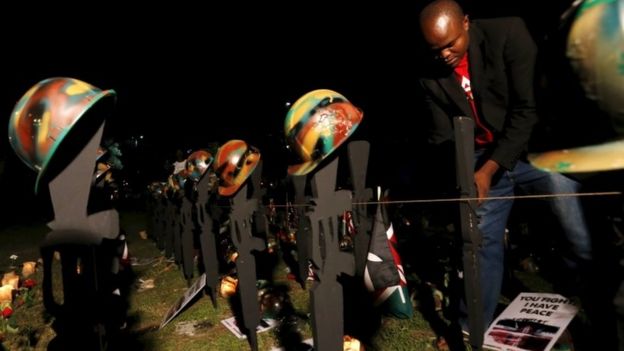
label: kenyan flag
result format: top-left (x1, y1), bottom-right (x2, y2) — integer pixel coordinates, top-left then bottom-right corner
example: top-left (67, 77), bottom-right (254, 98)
top-left (363, 203), bottom-right (413, 319)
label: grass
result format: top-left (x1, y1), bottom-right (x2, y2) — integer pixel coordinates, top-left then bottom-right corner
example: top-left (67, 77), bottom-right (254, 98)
top-left (0, 209), bottom-right (608, 350)
top-left (0, 221), bottom-right (53, 350)
top-left (116, 211), bottom-right (437, 351)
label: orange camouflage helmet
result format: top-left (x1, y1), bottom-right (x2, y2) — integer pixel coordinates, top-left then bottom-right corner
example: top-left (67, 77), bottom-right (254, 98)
top-left (7, 77), bottom-right (115, 192)
top-left (214, 140), bottom-right (261, 196)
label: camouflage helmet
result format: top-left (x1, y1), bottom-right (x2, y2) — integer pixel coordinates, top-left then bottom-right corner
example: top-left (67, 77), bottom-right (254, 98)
top-left (186, 149), bottom-right (214, 182)
top-left (8, 77), bottom-right (116, 191)
top-left (214, 139), bottom-right (260, 196)
top-left (284, 89), bottom-right (362, 175)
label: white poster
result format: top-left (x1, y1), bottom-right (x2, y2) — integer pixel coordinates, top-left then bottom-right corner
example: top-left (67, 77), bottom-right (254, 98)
top-left (160, 273), bottom-right (207, 329)
top-left (484, 292), bottom-right (578, 351)
top-left (220, 316), bottom-right (277, 339)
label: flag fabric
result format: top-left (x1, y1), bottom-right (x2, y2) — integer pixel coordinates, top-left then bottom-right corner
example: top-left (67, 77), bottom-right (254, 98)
top-left (344, 211), bottom-right (356, 237)
top-left (363, 203), bottom-right (413, 319)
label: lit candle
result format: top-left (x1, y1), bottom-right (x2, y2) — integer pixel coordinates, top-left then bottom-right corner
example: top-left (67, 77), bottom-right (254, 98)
top-left (219, 276), bottom-right (238, 298)
top-left (0, 285), bottom-right (14, 303)
top-left (22, 261), bottom-right (37, 278)
top-left (2, 272), bottom-right (19, 290)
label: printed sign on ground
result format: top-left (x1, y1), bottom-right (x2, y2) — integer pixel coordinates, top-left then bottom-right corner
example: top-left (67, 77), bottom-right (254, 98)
top-left (484, 292), bottom-right (578, 351)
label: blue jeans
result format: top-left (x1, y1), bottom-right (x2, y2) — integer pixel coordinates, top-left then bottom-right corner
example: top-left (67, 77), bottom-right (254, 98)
top-left (471, 156), bottom-right (592, 328)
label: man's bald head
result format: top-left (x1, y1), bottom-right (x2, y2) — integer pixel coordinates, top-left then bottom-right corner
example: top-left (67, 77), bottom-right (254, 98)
top-left (419, 0), bottom-right (469, 68)
top-left (420, 0), bottom-right (464, 26)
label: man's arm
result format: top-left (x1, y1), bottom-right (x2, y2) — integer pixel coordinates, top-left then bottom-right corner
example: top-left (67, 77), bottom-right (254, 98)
top-left (489, 17), bottom-right (539, 170)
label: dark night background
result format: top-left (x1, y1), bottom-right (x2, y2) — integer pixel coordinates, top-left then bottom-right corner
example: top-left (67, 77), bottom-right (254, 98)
top-left (0, 1), bottom-right (611, 225)
top-left (1, 4), bottom-right (622, 349)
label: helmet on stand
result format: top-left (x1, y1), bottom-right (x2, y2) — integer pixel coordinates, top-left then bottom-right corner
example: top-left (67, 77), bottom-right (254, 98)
top-left (186, 150), bottom-right (214, 182)
top-left (8, 77), bottom-right (116, 191)
top-left (284, 89), bottom-right (363, 176)
top-left (214, 139), bottom-right (261, 196)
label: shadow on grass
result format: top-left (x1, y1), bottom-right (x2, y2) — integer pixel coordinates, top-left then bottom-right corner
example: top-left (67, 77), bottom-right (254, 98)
top-left (42, 238), bottom-right (159, 351)
top-left (228, 281), bottom-right (314, 351)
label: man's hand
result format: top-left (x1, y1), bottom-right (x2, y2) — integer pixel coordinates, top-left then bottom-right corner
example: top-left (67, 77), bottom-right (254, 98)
top-left (474, 159), bottom-right (500, 205)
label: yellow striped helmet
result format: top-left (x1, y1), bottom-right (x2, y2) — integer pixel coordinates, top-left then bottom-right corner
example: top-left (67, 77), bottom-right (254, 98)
top-left (284, 89), bottom-right (363, 175)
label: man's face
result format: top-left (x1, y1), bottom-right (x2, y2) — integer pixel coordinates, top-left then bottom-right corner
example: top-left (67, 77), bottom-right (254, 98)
top-left (421, 14), bottom-right (470, 68)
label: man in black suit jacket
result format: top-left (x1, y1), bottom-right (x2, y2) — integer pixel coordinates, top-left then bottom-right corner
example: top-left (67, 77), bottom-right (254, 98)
top-left (417, 0), bottom-right (592, 334)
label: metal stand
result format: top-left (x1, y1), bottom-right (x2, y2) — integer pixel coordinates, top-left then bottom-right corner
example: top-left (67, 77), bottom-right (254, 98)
top-left (454, 116), bottom-right (484, 350)
top-left (348, 141), bottom-right (373, 276)
top-left (229, 184), bottom-right (265, 351)
top-left (41, 122), bottom-right (122, 350)
top-left (307, 157), bottom-right (355, 351)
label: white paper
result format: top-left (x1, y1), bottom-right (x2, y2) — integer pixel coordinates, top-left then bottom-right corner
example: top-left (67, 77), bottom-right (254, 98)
top-left (160, 273), bottom-right (207, 329)
top-left (220, 316), bottom-right (277, 339)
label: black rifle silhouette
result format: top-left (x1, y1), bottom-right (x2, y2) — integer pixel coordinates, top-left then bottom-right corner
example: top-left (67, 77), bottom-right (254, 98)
top-left (347, 141), bottom-right (374, 276)
top-left (180, 188), bottom-right (195, 285)
top-left (42, 122), bottom-right (122, 350)
top-left (454, 116), bottom-right (485, 350)
top-left (307, 157), bottom-right (355, 351)
top-left (290, 175), bottom-right (310, 288)
top-left (195, 170), bottom-right (220, 307)
top-left (229, 184), bottom-right (265, 351)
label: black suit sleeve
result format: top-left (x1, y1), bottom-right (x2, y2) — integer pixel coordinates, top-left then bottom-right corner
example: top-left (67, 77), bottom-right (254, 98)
top-left (489, 17), bottom-right (538, 170)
